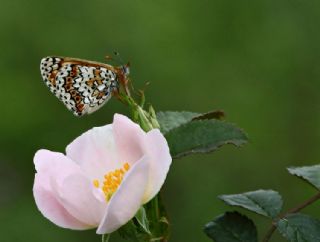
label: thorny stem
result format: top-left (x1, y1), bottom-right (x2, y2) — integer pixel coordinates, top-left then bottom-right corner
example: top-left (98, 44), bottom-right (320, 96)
top-left (262, 192), bottom-right (320, 242)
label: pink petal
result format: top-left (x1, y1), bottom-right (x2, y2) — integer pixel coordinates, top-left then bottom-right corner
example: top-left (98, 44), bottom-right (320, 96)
top-left (142, 129), bottom-right (172, 203)
top-left (34, 149), bottom-right (81, 177)
top-left (58, 174), bottom-right (106, 226)
top-left (34, 149), bottom-right (85, 196)
top-left (96, 157), bottom-right (149, 234)
top-left (113, 114), bottom-right (145, 165)
top-left (66, 125), bottom-right (120, 179)
top-left (33, 151), bottom-right (90, 229)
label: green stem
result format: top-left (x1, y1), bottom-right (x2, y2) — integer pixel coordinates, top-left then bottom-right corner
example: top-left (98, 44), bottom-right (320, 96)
top-left (153, 196), bottom-right (160, 221)
top-left (119, 83), bottom-right (169, 241)
top-left (262, 192), bottom-right (320, 242)
top-left (102, 234), bottom-right (111, 242)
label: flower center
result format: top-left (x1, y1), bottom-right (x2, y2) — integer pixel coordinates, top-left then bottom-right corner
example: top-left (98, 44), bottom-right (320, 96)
top-left (93, 162), bottom-right (130, 202)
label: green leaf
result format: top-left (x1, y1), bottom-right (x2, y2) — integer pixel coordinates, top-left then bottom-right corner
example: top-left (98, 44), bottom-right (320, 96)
top-left (157, 111), bottom-right (199, 134)
top-left (277, 213), bottom-right (320, 242)
top-left (204, 211), bottom-right (258, 242)
top-left (192, 110), bottom-right (225, 121)
top-left (135, 207), bottom-right (151, 235)
top-left (156, 110), bottom-right (225, 134)
top-left (117, 220), bottom-right (149, 242)
top-left (157, 111), bottom-right (247, 158)
top-left (287, 165), bottom-right (320, 190)
top-left (219, 190), bottom-right (283, 218)
top-left (165, 119), bottom-right (248, 158)
top-left (117, 221), bottom-right (139, 242)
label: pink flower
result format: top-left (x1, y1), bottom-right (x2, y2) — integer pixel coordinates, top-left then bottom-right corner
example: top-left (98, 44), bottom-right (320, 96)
top-left (33, 114), bottom-right (171, 234)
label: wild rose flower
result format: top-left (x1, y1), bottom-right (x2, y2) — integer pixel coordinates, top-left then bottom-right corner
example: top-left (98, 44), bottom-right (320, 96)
top-left (33, 114), bottom-right (171, 234)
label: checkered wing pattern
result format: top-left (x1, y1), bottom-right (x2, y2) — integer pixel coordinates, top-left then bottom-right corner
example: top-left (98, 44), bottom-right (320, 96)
top-left (40, 56), bottom-right (119, 116)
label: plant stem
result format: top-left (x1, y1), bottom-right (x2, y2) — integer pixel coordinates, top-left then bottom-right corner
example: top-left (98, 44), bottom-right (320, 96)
top-left (102, 234), bottom-right (111, 242)
top-left (152, 195), bottom-right (160, 221)
top-left (262, 223), bottom-right (276, 242)
top-left (262, 192), bottom-right (320, 242)
top-left (119, 80), bottom-right (169, 241)
top-left (286, 192), bottom-right (320, 214)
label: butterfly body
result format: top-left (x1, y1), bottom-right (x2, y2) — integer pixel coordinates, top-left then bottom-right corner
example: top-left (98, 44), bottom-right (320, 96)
top-left (40, 56), bottom-right (127, 116)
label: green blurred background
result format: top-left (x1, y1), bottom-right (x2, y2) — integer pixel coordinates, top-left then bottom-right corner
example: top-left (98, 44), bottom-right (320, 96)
top-left (1, 0), bottom-right (320, 241)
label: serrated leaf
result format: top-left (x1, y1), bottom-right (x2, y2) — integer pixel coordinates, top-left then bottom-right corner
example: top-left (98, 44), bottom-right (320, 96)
top-left (165, 119), bottom-right (248, 158)
top-left (277, 213), bottom-right (320, 242)
top-left (192, 110), bottom-right (225, 121)
top-left (157, 110), bottom-right (225, 134)
top-left (204, 211), bottom-right (258, 242)
top-left (287, 165), bottom-right (320, 190)
top-left (157, 111), bottom-right (199, 134)
top-left (219, 190), bottom-right (283, 218)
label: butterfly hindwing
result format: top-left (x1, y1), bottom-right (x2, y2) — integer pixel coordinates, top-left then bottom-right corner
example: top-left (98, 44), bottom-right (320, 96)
top-left (40, 56), bottom-right (118, 116)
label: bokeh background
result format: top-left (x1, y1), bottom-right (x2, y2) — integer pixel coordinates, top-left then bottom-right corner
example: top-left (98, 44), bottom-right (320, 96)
top-left (1, 0), bottom-right (320, 241)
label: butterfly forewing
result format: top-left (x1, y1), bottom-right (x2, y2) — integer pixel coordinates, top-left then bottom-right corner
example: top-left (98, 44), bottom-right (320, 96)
top-left (40, 56), bottom-right (119, 116)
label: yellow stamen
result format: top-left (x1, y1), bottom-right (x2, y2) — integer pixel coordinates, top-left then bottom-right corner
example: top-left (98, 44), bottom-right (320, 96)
top-left (93, 179), bottom-right (100, 188)
top-left (93, 162), bottom-right (131, 202)
top-left (124, 162), bottom-right (130, 171)
top-left (102, 186), bottom-right (108, 192)
top-left (114, 170), bottom-right (121, 177)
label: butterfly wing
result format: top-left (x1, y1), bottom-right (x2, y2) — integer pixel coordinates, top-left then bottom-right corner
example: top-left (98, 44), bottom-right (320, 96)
top-left (40, 57), bottom-right (118, 116)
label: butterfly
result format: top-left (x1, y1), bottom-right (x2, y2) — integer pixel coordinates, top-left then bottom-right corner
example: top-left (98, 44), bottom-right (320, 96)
top-left (40, 56), bottom-right (129, 116)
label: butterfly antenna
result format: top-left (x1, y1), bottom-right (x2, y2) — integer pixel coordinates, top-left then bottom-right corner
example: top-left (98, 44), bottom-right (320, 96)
top-left (113, 51), bottom-right (125, 65)
top-left (104, 51), bottom-right (125, 66)
top-left (105, 55), bottom-right (113, 61)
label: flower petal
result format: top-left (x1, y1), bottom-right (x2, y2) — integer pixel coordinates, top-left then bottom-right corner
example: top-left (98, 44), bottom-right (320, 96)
top-left (33, 173), bottom-right (90, 229)
top-left (142, 129), bottom-right (172, 203)
top-left (66, 125), bottom-right (119, 178)
top-left (33, 150), bottom-right (90, 229)
top-left (58, 174), bottom-right (106, 226)
top-left (34, 149), bottom-right (86, 206)
top-left (34, 149), bottom-right (82, 187)
top-left (96, 157), bottom-right (149, 234)
top-left (113, 114), bottom-right (145, 165)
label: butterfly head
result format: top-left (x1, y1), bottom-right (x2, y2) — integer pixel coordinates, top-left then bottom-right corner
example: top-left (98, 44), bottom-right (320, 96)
top-left (115, 63), bottom-right (130, 85)
top-left (120, 63), bottom-right (130, 77)
top-left (109, 52), bottom-right (130, 78)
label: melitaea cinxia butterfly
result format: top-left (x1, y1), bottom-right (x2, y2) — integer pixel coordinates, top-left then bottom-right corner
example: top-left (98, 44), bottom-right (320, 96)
top-left (40, 56), bottom-right (129, 116)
